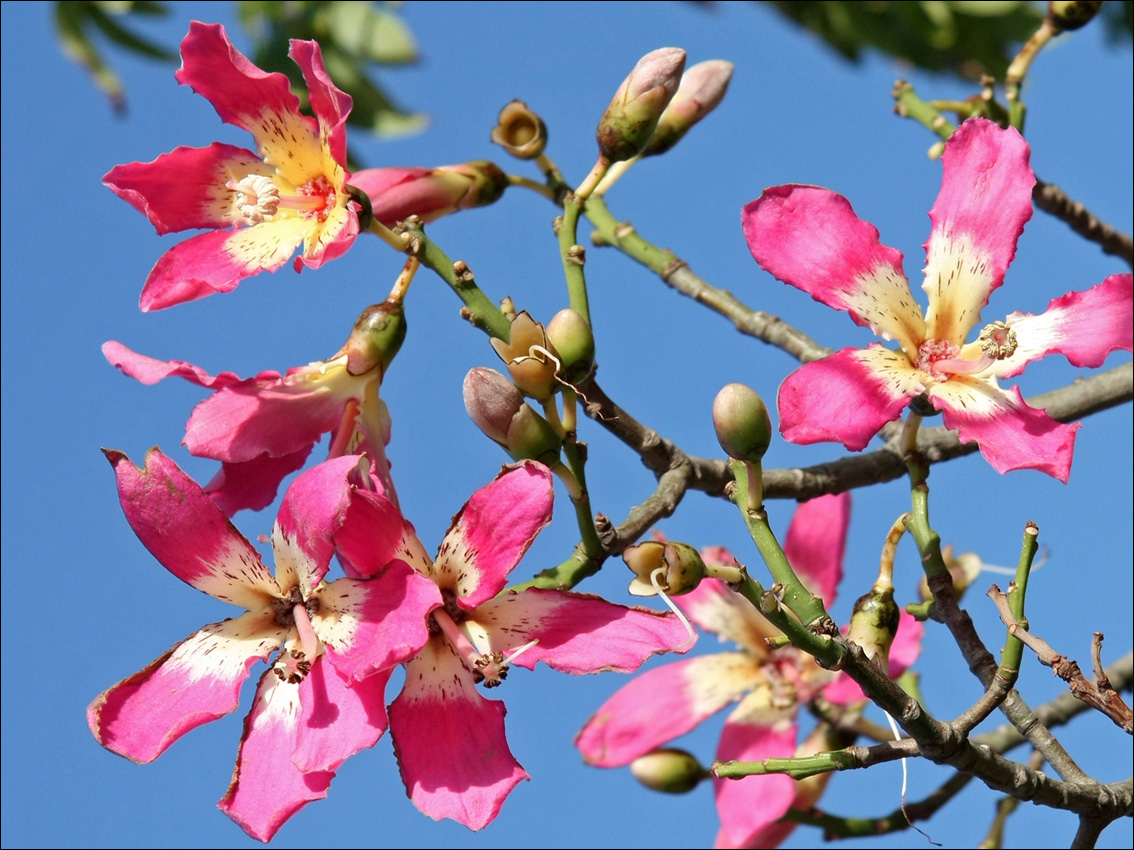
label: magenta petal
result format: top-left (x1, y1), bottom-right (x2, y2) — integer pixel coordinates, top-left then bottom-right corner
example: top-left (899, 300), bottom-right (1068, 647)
top-left (479, 589), bottom-right (692, 675)
top-left (576, 653), bottom-right (756, 767)
top-left (778, 347), bottom-right (918, 450)
top-left (783, 492), bottom-right (850, 605)
top-left (218, 669), bottom-right (334, 842)
top-left (204, 449), bottom-right (313, 516)
top-left (290, 39), bottom-right (351, 168)
top-left (993, 274), bottom-right (1134, 379)
top-left (933, 380), bottom-right (1079, 482)
top-left (104, 143), bottom-right (269, 234)
top-left (351, 166), bottom-right (464, 228)
top-left (332, 488), bottom-right (410, 579)
top-left (88, 612), bottom-right (283, 764)
top-left (743, 185), bottom-right (923, 351)
top-left (317, 566), bottom-right (440, 681)
top-left (390, 640), bottom-right (528, 829)
top-left (434, 461), bottom-right (554, 608)
top-left (715, 714), bottom-right (799, 847)
top-left (290, 659), bottom-right (390, 774)
top-left (106, 449), bottom-right (280, 608)
top-left (102, 340), bottom-right (253, 389)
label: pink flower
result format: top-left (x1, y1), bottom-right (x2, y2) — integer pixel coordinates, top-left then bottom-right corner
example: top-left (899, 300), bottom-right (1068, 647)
top-left (88, 451), bottom-right (439, 841)
top-left (742, 118), bottom-right (1133, 482)
top-left (575, 494), bottom-right (923, 849)
top-left (105, 22), bottom-right (357, 311)
top-left (334, 461), bottom-right (693, 830)
top-left (350, 161), bottom-right (508, 228)
top-left (101, 317), bottom-right (397, 515)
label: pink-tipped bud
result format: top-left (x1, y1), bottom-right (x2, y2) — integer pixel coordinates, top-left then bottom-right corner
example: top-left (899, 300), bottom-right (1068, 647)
top-left (640, 60), bottom-right (733, 158)
top-left (463, 367), bottom-right (562, 462)
top-left (350, 161), bottom-right (508, 228)
top-left (545, 308), bottom-right (595, 384)
top-left (713, 383), bottom-right (772, 462)
top-left (490, 312), bottom-right (561, 401)
top-left (623, 540), bottom-right (706, 597)
top-left (490, 100), bottom-right (548, 160)
top-left (596, 47), bottom-right (686, 163)
top-left (630, 748), bottom-right (706, 794)
top-left (339, 301), bottom-right (406, 377)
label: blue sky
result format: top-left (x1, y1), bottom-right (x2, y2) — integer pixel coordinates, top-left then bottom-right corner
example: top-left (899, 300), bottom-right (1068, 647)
top-left (2, 2), bottom-right (1131, 848)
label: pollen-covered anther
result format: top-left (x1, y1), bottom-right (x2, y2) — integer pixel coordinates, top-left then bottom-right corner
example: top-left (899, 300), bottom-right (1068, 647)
top-left (227, 175), bottom-right (281, 224)
top-left (272, 648), bottom-right (313, 684)
top-left (473, 651), bottom-right (509, 688)
top-left (978, 321), bottom-right (1018, 359)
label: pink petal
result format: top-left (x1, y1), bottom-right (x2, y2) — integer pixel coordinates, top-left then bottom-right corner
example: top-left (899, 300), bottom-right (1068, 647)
top-left (476, 589), bottom-right (692, 675)
top-left (823, 609), bottom-right (925, 704)
top-left (389, 639), bottom-right (528, 830)
top-left (290, 658), bottom-right (391, 774)
top-left (989, 274), bottom-right (1134, 379)
top-left (678, 579), bottom-right (774, 656)
top-left (576, 652), bottom-right (760, 767)
top-left (932, 378), bottom-right (1079, 482)
top-left (103, 143), bottom-right (271, 234)
top-left (715, 705), bottom-right (799, 848)
top-left (106, 449), bottom-right (281, 609)
top-left (292, 204), bottom-right (358, 272)
top-left (350, 166), bottom-right (467, 228)
top-left (218, 669), bottom-right (334, 842)
top-left (315, 566), bottom-right (440, 682)
top-left (743, 185), bottom-right (924, 355)
top-left (432, 462), bottom-right (554, 608)
top-left (332, 487), bottom-right (413, 579)
top-left (778, 346), bottom-right (923, 450)
top-left (923, 119), bottom-right (1034, 344)
top-left (102, 340), bottom-right (259, 389)
top-left (204, 449), bottom-right (313, 516)
top-left (783, 492), bottom-right (850, 605)
top-left (138, 224), bottom-right (305, 311)
top-left (289, 39), bottom-right (351, 170)
top-left (88, 611), bottom-right (285, 764)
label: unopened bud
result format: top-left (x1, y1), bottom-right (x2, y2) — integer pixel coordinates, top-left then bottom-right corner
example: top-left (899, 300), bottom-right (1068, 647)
top-left (490, 312), bottom-right (561, 401)
top-left (623, 540), bottom-right (705, 597)
top-left (350, 161), bottom-right (508, 228)
top-left (630, 748), bottom-right (705, 794)
top-left (712, 383), bottom-right (772, 462)
top-left (596, 47), bottom-right (686, 163)
top-left (640, 60), bottom-right (733, 158)
top-left (463, 367), bottom-right (562, 462)
top-left (846, 587), bottom-right (900, 672)
top-left (545, 308), bottom-right (595, 384)
top-left (1048, 0), bottom-right (1103, 31)
top-left (490, 100), bottom-right (548, 160)
top-left (340, 301), bottom-right (405, 377)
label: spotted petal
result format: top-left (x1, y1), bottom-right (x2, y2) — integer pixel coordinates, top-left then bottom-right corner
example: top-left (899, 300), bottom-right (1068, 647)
top-left (389, 638), bottom-right (528, 829)
top-left (743, 185), bottom-right (925, 356)
top-left (290, 38), bottom-right (351, 171)
top-left (923, 119), bottom-right (1034, 344)
top-left (106, 449), bottom-right (280, 608)
top-left (88, 610), bottom-right (285, 764)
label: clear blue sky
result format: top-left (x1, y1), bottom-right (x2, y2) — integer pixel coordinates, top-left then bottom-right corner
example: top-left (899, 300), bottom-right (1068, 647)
top-left (2, 2), bottom-right (1130, 847)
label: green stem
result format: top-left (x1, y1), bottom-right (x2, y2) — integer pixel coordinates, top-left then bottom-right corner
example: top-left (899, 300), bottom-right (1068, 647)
top-left (558, 197), bottom-right (591, 324)
top-left (892, 80), bottom-right (956, 142)
top-left (714, 749), bottom-right (857, 781)
top-left (904, 450), bottom-right (949, 582)
top-left (996, 523), bottom-right (1041, 689)
top-left (731, 572), bottom-right (843, 666)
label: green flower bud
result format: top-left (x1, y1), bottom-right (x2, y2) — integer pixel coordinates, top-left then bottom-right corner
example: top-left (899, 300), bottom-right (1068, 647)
top-left (340, 300), bottom-right (406, 377)
top-left (640, 59), bottom-right (734, 158)
top-left (490, 312), bottom-right (561, 401)
top-left (545, 308), bottom-right (595, 384)
top-left (490, 100), bottom-right (548, 160)
top-left (712, 383), bottom-right (772, 462)
top-left (630, 748), bottom-right (705, 794)
top-left (463, 367), bottom-right (562, 462)
top-left (623, 540), bottom-right (706, 597)
top-left (846, 587), bottom-right (900, 672)
top-left (1048, 0), bottom-right (1103, 31)
top-left (596, 47), bottom-right (686, 163)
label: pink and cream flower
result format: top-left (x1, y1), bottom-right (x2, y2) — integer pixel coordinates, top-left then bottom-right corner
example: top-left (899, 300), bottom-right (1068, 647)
top-left (334, 461), bottom-right (693, 830)
top-left (742, 118), bottom-right (1132, 482)
top-left (105, 22), bottom-right (358, 311)
top-left (89, 452), bottom-right (439, 841)
top-left (575, 494), bottom-right (923, 849)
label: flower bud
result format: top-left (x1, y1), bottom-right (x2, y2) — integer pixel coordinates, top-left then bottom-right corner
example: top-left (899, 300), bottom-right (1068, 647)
top-left (340, 300), bottom-right (406, 377)
top-left (623, 540), bottom-right (705, 597)
top-left (639, 60), bottom-right (733, 158)
top-left (712, 383), bottom-right (772, 462)
top-left (845, 587), bottom-right (900, 672)
top-left (545, 308), bottom-right (595, 384)
top-left (350, 161), bottom-right (508, 228)
top-left (490, 100), bottom-right (548, 160)
top-left (630, 748), bottom-right (705, 794)
top-left (463, 367), bottom-right (562, 462)
top-left (596, 47), bottom-right (686, 163)
top-left (1048, 0), bottom-right (1103, 31)
top-left (490, 312), bottom-right (561, 401)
